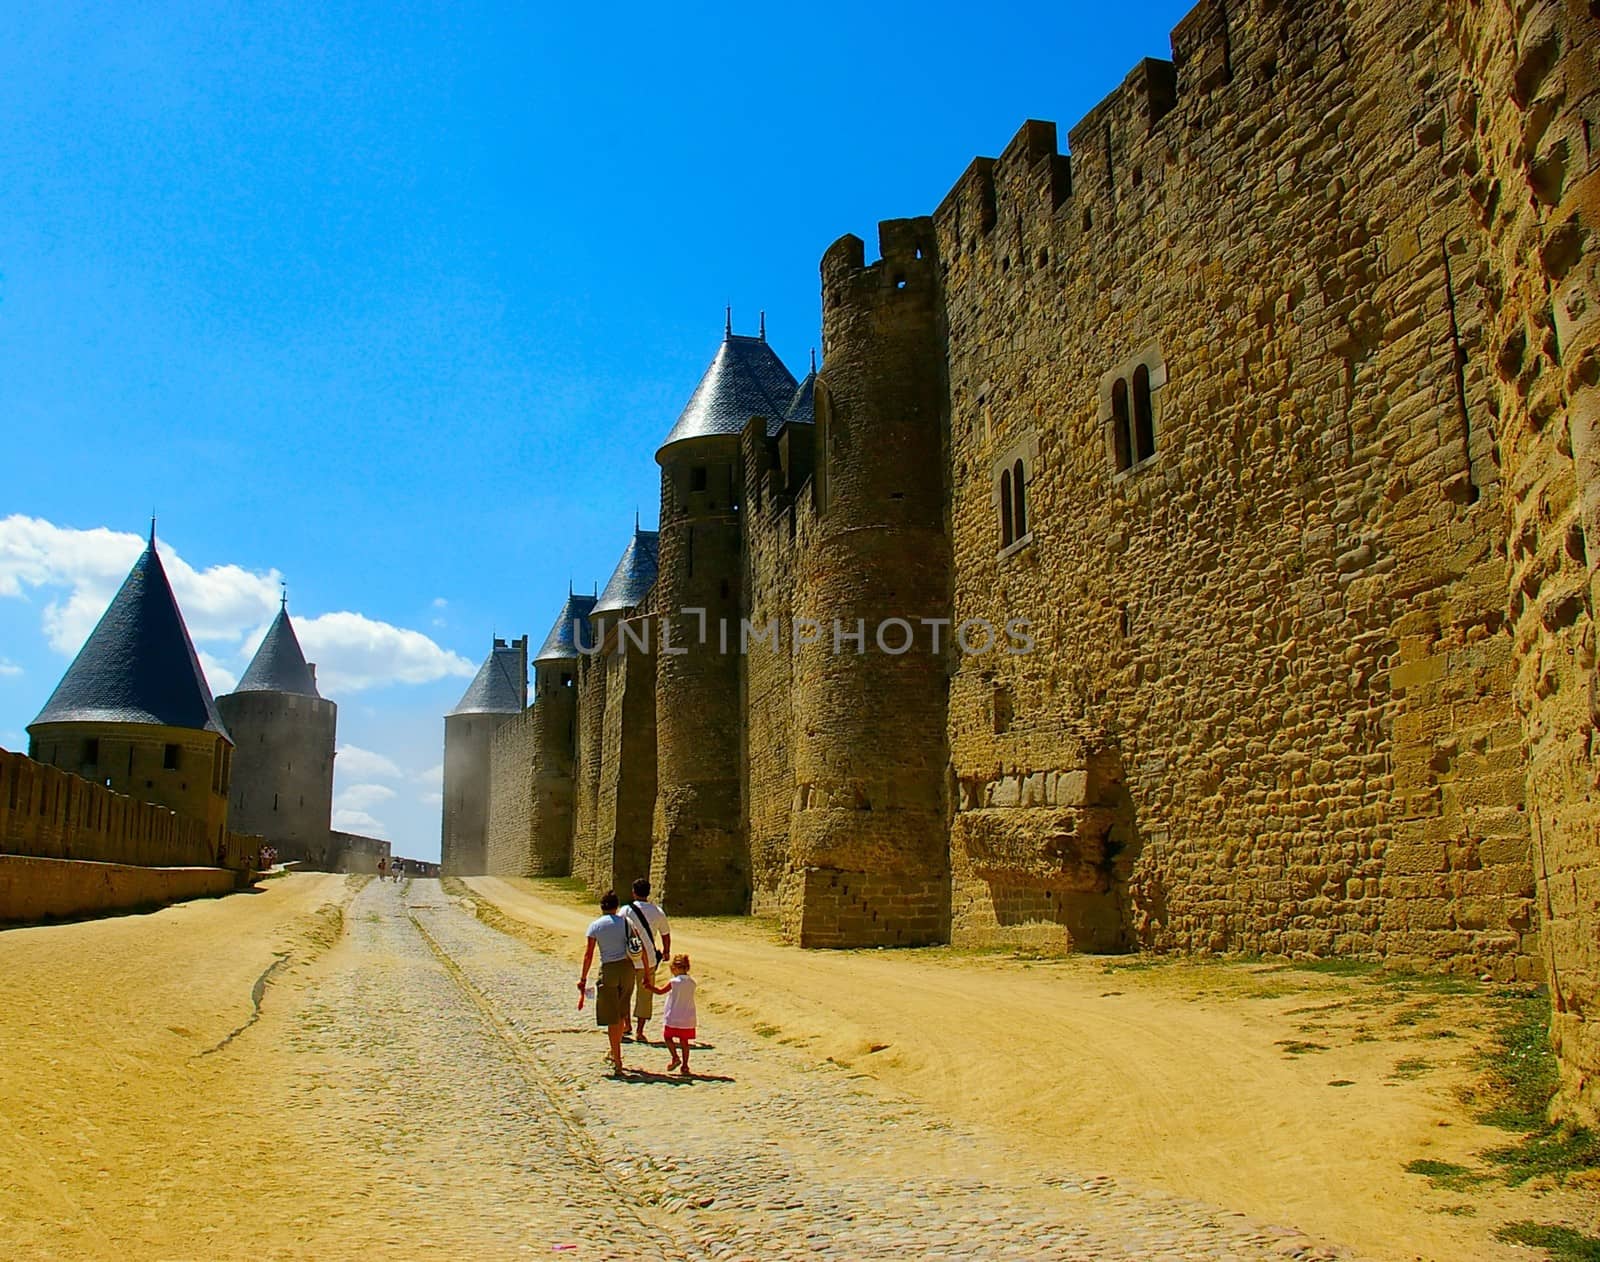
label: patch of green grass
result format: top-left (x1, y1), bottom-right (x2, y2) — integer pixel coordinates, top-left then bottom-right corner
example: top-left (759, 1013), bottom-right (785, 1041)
top-left (1389, 1057), bottom-right (1431, 1080)
top-left (1494, 1221), bottom-right (1600, 1261)
top-left (752, 1022), bottom-right (780, 1039)
top-left (1402, 1158), bottom-right (1489, 1192)
top-left (1466, 989), bottom-right (1600, 1188)
top-left (1483, 1126), bottom-right (1600, 1187)
top-left (1477, 993), bottom-right (1559, 1131)
top-left (1384, 971), bottom-right (1485, 996)
top-left (1291, 957), bottom-right (1381, 977)
top-left (1393, 1002), bottom-right (1440, 1027)
top-left (1434, 1203), bottom-right (1476, 1217)
top-left (1275, 1039), bottom-right (1327, 1056)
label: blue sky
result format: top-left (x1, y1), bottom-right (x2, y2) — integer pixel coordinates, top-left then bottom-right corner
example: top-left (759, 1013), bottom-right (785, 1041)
top-left (2, 1), bottom-right (1194, 859)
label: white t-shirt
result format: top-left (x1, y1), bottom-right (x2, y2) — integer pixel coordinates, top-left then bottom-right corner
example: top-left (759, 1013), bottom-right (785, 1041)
top-left (623, 900), bottom-right (670, 969)
top-left (661, 974), bottom-right (696, 1030)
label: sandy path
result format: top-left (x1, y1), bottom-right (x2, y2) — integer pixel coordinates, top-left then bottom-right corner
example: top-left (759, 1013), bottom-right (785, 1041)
top-left (465, 875), bottom-right (1595, 1262)
top-left (1, 873), bottom-right (1380, 1260)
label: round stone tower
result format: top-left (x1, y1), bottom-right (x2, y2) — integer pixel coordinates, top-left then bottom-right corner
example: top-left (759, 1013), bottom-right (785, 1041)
top-left (653, 318), bottom-right (799, 912)
top-left (788, 218), bottom-right (953, 946)
top-left (523, 592), bottom-right (595, 875)
top-left (27, 527), bottom-right (234, 850)
top-left (441, 636), bottom-right (526, 875)
top-left (216, 598), bottom-right (337, 868)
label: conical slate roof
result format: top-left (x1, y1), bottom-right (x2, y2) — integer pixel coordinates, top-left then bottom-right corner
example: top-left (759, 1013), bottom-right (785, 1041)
top-left (534, 593), bottom-right (598, 663)
top-left (30, 536), bottom-right (230, 738)
top-left (234, 602), bottom-right (320, 697)
top-left (449, 641), bottom-right (525, 716)
top-left (656, 332), bottom-right (799, 457)
top-left (592, 529), bottom-right (660, 616)
top-left (785, 367), bottom-right (817, 426)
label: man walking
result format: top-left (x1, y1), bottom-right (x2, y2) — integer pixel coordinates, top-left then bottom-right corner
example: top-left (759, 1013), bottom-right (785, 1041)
top-left (578, 890), bottom-right (635, 1075)
top-left (621, 878), bottom-right (671, 1044)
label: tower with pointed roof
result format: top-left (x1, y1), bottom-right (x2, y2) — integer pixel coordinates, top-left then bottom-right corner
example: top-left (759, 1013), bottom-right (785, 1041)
top-left (571, 526), bottom-right (659, 888)
top-left (27, 529), bottom-right (234, 848)
top-left (484, 596), bottom-right (593, 876)
top-left (441, 636), bottom-right (527, 874)
top-left (216, 598), bottom-right (338, 868)
top-left (652, 320), bottom-right (799, 912)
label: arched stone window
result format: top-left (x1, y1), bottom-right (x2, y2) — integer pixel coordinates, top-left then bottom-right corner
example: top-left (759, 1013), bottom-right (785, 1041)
top-left (1012, 458), bottom-right (1028, 538)
top-left (1133, 364), bottom-right (1155, 463)
top-left (999, 467), bottom-right (1014, 547)
top-left (1099, 347), bottom-right (1166, 477)
top-left (1112, 379), bottom-right (1133, 472)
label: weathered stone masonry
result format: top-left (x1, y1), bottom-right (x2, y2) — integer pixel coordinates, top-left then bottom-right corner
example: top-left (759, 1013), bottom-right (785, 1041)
top-left (468, 0), bottom-right (1600, 1122)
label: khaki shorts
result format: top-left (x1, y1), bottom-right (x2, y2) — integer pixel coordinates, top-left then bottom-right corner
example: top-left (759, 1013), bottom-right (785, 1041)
top-left (634, 963), bottom-right (656, 1020)
top-left (595, 959), bottom-right (635, 1028)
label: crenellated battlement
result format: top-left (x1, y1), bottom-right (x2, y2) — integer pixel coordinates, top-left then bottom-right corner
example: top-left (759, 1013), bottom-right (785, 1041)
top-left (822, 218), bottom-right (940, 316)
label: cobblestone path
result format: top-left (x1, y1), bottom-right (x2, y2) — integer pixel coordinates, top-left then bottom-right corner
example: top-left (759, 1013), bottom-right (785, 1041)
top-left (261, 877), bottom-right (1357, 1261)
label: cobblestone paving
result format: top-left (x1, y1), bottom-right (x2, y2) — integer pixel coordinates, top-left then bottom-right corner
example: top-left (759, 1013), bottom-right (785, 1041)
top-left (271, 878), bottom-right (1360, 1260)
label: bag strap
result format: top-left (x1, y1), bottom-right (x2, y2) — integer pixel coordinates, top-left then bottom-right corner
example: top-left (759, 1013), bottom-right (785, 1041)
top-left (626, 902), bottom-right (658, 956)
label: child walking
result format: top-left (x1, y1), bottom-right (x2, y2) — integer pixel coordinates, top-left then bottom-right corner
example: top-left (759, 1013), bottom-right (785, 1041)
top-left (644, 954), bottom-right (697, 1075)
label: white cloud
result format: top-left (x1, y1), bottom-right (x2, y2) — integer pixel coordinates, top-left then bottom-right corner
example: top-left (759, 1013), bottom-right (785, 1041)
top-left (0, 516), bottom-right (474, 697)
top-left (335, 782), bottom-right (398, 812)
top-left (198, 651), bottom-right (238, 696)
top-left (415, 762), bottom-right (443, 789)
top-left (295, 612), bottom-right (474, 692)
top-left (432, 597), bottom-right (448, 608)
top-left (420, 791), bottom-right (443, 807)
top-left (0, 658), bottom-right (21, 678)
top-left (337, 744), bottom-right (404, 780)
top-left (0, 515), bottom-right (280, 655)
top-left (332, 808), bottom-right (391, 839)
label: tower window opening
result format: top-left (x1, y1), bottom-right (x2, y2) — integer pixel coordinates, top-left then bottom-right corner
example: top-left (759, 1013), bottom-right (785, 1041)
top-left (162, 744), bottom-right (181, 771)
top-left (1000, 468), bottom-right (1015, 547)
top-left (273, 794), bottom-right (279, 811)
top-left (1133, 363), bottom-right (1156, 462)
top-left (1012, 458), bottom-right (1028, 538)
top-left (82, 738), bottom-right (99, 766)
top-left (690, 466), bottom-right (708, 492)
top-left (1112, 378), bottom-right (1133, 472)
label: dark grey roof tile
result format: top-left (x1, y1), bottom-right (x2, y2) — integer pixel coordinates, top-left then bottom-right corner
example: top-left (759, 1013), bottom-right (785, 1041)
top-left (30, 539), bottom-right (230, 738)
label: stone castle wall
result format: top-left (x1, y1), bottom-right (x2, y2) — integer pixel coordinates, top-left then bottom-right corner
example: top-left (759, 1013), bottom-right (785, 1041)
top-left (485, 707), bottom-right (538, 876)
top-left (934, 0), bottom-right (1532, 975)
top-left (1, 748), bottom-right (254, 873)
top-left (596, 626), bottom-right (656, 894)
top-left (1449, 0), bottom-right (1600, 1122)
top-left (481, 0), bottom-right (1600, 1120)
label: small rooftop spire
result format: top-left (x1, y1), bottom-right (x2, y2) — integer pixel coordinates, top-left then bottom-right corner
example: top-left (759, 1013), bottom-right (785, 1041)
top-left (635, 507), bottom-right (640, 531)
top-left (759, 310), bottom-right (766, 341)
top-left (149, 514), bottom-right (157, 546)
top-left (724, 306), bottom-right (732, 339)
top-left (280, 580), bottom-right (288, 610)
top-left (810, 347), bottom-right (817, 373)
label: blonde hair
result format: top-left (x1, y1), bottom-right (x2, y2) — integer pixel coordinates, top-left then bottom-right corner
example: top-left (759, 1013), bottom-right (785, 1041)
top-left (670, 953), bottom-right (690, 973)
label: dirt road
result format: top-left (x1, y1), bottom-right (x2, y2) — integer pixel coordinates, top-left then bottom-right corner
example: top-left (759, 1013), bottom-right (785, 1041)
top-left (0, 873), bottom-right (1590, 1259)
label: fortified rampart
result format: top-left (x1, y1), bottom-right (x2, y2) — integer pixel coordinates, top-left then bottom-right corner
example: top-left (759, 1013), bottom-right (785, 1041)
top-left (1, 749), bottom-right (255, 873)
top-left (474, 0), bottom-right (1600, 1121)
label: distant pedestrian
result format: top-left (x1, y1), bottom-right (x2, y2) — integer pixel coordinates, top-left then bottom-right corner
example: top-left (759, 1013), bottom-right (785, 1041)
top-left (377, 856), bottom-right (388, 881)
top-left (642, 954), bottom-right (696, 1075)
top-left (578, 891), bottom-right (635, 1076)
top-left (620, 878), bottom-right (671, 1044)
